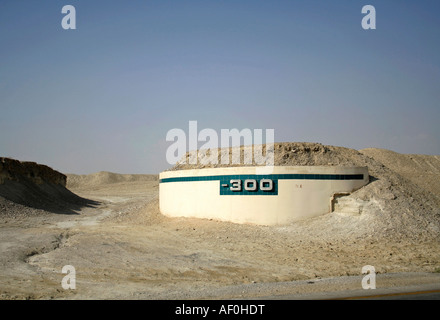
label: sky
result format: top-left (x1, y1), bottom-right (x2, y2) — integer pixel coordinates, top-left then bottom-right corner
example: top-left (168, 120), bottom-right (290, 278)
top-left (0, 0), bottom-right (439, 174)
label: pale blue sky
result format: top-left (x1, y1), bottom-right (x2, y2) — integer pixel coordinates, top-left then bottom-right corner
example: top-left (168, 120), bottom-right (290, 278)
top-left (1, 1), bottom-right (439, 174)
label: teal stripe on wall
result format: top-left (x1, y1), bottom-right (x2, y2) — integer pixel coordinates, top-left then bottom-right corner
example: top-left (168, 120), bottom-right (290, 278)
top-left (159, 173), bottom-right (364, 184)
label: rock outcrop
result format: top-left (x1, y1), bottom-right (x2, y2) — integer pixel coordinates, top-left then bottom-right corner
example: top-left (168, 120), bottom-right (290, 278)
top-left (0, 158), bottom-right (97, 214)
top-left (0, 158), bottom-right (66, 186)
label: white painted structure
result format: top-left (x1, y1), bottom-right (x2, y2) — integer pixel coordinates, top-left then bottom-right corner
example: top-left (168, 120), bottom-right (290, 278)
top-left (159, 166), bottom-right (369, 225)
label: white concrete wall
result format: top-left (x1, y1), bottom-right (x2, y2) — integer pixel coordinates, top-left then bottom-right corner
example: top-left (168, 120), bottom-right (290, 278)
top-left (159, 166), bottom-right (369, 225)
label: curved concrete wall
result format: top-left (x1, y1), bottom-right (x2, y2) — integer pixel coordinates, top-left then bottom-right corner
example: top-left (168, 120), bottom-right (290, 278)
top-left (159, 166), bottom-right (369, 225)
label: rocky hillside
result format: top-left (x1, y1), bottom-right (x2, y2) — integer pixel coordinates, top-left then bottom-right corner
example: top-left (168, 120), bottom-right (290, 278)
top-left (0, 158), bottom-right (66, 186)
top-left (0, 158), bottom-right (95, 215)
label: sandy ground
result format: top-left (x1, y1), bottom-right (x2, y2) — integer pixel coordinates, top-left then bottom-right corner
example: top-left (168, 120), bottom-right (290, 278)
top-left (1, 146), bottom-right (440, 300)
top-left (0, 181), bottom-right (439, 300)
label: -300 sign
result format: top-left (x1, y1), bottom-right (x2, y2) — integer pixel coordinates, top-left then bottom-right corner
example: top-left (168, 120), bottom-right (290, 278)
top-left (229, 179), bottom-right (273, 191)
top-left (220, 177), bottom-right (278, 196)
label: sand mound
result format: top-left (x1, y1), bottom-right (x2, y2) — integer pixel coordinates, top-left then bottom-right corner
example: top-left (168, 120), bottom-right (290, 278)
top-left (360, 148), bottom-right (440, 202)
top-left (166, 142), bottom-right (440, 241)
top-left (0, 158), bottom-right (97, 215)
top-left (66, 171), bottom-right (158, 189)
top-left (169, 142), bottom-right (371, 170)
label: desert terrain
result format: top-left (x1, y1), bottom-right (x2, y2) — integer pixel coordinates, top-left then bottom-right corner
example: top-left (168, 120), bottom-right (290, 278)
top-left (1, 143), bottom-right (440, 300)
